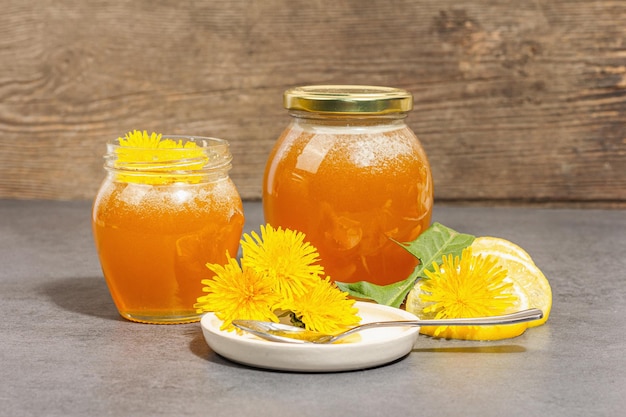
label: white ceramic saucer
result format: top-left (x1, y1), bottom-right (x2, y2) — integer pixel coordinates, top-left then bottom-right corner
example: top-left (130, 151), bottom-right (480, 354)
top-left (200, 301), bottom-right (420, 372)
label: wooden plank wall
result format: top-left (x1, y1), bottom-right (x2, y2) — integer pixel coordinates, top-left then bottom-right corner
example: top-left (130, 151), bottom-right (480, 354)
top-left (0, 0), bottom-right (625, 206)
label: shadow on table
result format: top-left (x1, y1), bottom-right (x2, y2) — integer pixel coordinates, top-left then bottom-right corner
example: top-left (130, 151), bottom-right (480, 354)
top-left (41, 276), bottom-right (121, 321)
top-left (187, 327), bottom-right (253, 369)
top-left (412, 345), bottom-right (527, 353)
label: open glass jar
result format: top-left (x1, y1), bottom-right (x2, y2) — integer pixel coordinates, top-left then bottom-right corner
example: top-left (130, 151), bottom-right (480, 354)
top-left (92, 134), bottom-right (244, 324)
top-left (263, 86), bottom-right (433, 286)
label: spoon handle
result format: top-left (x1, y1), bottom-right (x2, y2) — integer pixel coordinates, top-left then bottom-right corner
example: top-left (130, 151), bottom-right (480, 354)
top-left (334, 308), bottom-right (543, 341)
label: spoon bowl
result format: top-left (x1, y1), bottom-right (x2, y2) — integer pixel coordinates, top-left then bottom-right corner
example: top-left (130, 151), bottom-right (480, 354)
top-left (232, 308), bottom-right (543, 344)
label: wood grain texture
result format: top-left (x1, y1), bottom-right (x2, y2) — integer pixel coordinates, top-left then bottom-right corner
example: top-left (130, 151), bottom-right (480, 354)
top-left (0, 0), bottom-right (625, 205)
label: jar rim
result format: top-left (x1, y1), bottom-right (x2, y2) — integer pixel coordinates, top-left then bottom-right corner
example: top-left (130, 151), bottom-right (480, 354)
top-left (104, 135), bottom-right (233, 184)
top-left (284, 85), bottom-right (413, 115)
top-left (107, 135), bottom-right (229, 149)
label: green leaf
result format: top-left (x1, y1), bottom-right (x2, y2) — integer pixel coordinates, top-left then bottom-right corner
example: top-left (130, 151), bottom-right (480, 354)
top-left (395, 222), bottom-right (475, 268)
top-left (336, 273), bottom-right (420, 309)
top-left (336, 223), bottom-right (475, 308)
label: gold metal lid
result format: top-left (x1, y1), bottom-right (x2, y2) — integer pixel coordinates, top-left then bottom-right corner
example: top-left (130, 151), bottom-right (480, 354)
top-left (284, 85), bottom-right (413, 115)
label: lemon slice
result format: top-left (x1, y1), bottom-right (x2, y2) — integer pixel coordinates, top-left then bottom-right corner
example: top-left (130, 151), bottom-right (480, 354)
top-left (471, 236), bottom-right (534, 263)
top-left (471, 237), bottom-right (552, 328)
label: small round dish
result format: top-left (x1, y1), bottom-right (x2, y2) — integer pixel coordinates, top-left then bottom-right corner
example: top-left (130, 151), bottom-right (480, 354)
top-left (200, 301), bottom-right (420, 372)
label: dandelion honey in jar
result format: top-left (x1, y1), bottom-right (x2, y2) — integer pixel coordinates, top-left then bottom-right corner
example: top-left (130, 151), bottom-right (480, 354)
top-left (92, 131), bottom-right (244, 324)
top-left (263, 86), bottom-right (433, 286)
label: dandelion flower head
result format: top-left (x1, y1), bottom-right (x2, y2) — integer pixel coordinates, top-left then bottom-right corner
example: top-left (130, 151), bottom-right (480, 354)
top-left (419, 247), bottom-right (519, 337)
top-left (194, 254), bottom-right (280, 331)
top-left (113, 130), bottom-right (207, 184)
top-left (241, 224), bottom-right (324, 299)
top-left (280, 277), bottom-right (360, 335)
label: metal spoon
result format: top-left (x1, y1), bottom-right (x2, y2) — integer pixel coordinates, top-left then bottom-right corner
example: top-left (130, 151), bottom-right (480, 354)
top-left (232, 308), bottom-right (543, 344)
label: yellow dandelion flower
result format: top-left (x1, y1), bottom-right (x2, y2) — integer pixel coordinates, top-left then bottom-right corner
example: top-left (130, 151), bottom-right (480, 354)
top-left (118, 130), bottom-right (164, 148)
top-left (116, 130), bottom-right (202, 160)
top-left (114, 130), bottom-right (206, 184)
top-left (194, 255), bottom-right (280, 331)
top-left (241, 224), bottom-right (324, 300)
top-left (118, 129), bottom-right (202, 149)
top-left (280, 277), bottom-right (361, 335)
top-left (416, 247), bottom-right (521, 339)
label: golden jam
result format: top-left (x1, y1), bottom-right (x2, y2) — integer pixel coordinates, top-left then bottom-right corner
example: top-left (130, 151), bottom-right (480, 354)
top-left (263, 86), bottom-right (433, 286)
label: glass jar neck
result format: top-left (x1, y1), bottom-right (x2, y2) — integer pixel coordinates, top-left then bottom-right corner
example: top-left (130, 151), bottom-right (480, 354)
top-left (289, 110), bottom-right (407, 124)
top-left (104, 136), bottom-right (232, 185)
top-left (288, 110), bottom-right (408, 128)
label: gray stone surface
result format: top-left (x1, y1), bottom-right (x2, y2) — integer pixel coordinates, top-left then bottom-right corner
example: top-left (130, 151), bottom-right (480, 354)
top-left (1, 200), bottom-right (624, 417)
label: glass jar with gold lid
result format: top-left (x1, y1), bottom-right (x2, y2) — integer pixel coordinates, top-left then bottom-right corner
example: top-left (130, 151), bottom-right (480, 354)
top-left (263, 85), bottom-right (433, 286)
